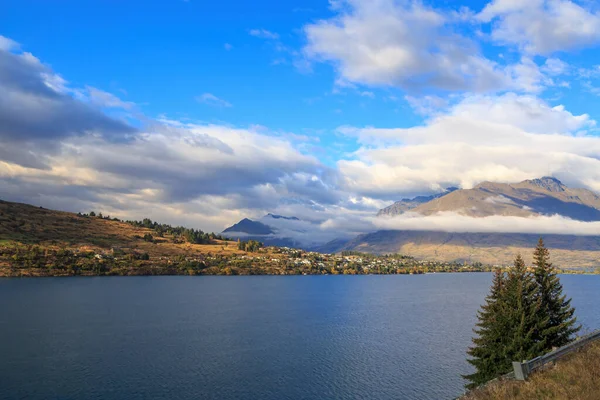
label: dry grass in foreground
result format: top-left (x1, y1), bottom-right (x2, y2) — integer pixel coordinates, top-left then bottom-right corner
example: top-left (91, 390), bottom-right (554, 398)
top-left (463, 340), bottom-right (600, 400)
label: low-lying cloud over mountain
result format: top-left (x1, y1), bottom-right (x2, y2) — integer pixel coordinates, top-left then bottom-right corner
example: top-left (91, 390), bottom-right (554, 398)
top-left (224, 177), bottom-right (600, 255)
top-left (222, 213), bottom-right (346, 248)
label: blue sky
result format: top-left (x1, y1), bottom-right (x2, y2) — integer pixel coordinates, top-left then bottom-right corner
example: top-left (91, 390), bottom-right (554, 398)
top-left (1, 0), bottom-right (600, 237)
top-left (3, 0), bottom-right (600, 139)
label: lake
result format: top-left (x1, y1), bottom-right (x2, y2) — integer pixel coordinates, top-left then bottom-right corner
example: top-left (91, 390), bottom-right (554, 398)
top-left (1, 274), bottom-right (599, 400)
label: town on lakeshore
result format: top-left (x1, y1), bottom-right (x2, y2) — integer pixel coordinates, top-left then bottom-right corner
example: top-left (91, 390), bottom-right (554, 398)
top-left (1, 199), bottom-right (597, 277)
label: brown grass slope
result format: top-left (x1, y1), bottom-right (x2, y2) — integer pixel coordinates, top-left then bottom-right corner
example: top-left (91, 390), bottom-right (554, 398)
top-left (0, 199), bottom-right (242, 260)
top-left (463, 340), bottom-right (600, 400)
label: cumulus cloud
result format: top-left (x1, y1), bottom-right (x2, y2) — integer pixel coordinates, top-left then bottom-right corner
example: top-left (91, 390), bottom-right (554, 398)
top-left (0, 36), bottom-right (337, 233)
top-left (195, 93), bottom-right (232, 107)
top-left (302, 0), bottom-right (558, 93)
top-left (0, 118), bottom-right (334, 232)
top-left (0, 44), bottom-right (137, 146)
top-left (478, 0), bottom-right (600, 55)
top-left (0, 41), bottom-right (137, 170)
top-left (304, 0), bottom-right (503, 91)
top-left (337, 93), bottom-right (600, 198)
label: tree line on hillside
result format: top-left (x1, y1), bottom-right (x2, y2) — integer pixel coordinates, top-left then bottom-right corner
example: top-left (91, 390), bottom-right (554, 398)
top-left (237, 239), bottom-right (264, 252)
top-left (465, 238), bottom-right (580, 389)
top-left (79, 212), bottom-right (230, 244)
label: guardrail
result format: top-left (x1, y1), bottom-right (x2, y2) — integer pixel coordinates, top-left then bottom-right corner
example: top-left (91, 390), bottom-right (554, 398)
top-left (512, 329), bottom-right (600, 380)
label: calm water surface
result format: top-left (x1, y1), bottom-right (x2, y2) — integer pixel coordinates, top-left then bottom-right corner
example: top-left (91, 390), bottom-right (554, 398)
top-left (1, 274), bottom-right (599, 400)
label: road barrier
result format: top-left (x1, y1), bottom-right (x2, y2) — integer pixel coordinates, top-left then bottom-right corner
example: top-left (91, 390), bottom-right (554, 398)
top-left (512, 329), bottom-right (600, 380)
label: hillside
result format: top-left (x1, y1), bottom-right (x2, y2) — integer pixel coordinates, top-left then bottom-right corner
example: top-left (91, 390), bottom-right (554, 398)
top-left (0, 199), bottom-right (248, 276)
top-left (0, 199), bottom-right (489, 277)
top-left (463, 340), bottom-right (600, 400)
top-left (329, 230), bottom-right (600, 268)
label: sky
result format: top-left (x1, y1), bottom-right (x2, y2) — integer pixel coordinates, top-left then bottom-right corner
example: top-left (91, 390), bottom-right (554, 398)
top-left (1, 0), bottom-right (600, 237)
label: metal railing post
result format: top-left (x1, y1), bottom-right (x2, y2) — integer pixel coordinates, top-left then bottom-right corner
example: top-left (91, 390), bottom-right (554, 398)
top-left (512, 361), bottom-right (528, 381)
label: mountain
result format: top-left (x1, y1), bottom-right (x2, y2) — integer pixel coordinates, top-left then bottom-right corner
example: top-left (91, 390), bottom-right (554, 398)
top-left (329, 230), bottom-right (600, 268)
top-left (377, 187), bottom-right (458, 216)
top-left (222, 218), bottom-right (274, 235)
top-left (221, 213), bottom-right (331, 248)
top-left (222, 177), bottom-right (600, 267)
top-left (340, 177), bottom-right (600, 268)
top-left (381, 177), bottom-right (600, 221)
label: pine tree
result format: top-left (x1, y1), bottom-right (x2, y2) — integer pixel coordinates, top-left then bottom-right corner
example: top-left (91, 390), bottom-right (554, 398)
top-left (464, 270), bottom-right (510, 388)
top-left (503, 255), bottom-right (547, 362)
top-left (465, 255), bottom-right (551, 389)
top-left (532, 238), bottom-right (580, 349)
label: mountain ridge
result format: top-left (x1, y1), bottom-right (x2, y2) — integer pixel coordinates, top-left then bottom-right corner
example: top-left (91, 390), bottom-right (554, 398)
top-left (378, 177), bottom-right (600, 221)
top-left (377, 187), bottom-right (459, 216)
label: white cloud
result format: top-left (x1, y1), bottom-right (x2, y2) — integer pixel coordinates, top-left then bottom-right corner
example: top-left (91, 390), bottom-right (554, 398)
top-left (0, 122), bottom-right (327, 232)
top-left (302, 0), bottom-right (556, 93)
top-left (0, 35), bottom-right (19, 51)
top-left (249, 29), bottom-right (279, 39)
top-left (337, 93), bottom-right (600, 198)
top-left (196, 93), bottom-right (232, 108)
top-left (303, 0), bottom-right (506, 92)
top-left (372, 212), bottom-right (600, 236)
top-left (542, 58), bottom-right (570, 76)
top-left (86, 86), bottom-right (135, 110)
top-left (405, 95), bottom-right (449, 116)
top-left (478, 0), bottom-right (600, 55)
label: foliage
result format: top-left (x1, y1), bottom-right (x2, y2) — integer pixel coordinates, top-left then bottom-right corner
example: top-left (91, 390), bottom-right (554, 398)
top-left (533, 238), bottom-right (580, 349)
top-left (80, 212), bottom-right (230, 244)
top-left (465, 240), bottom-right (580, 389)
top-left (237, 239), bottom-right (263, 252)
top-left (464, 270), bottom-right (511, 388)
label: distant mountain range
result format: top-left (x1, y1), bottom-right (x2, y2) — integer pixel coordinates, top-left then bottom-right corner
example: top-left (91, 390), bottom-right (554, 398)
top-left (377, 187), bottom-right (459, 216)
top-left (384, 177), bottom-right (600, 221)
top-left (223, 177), bottom-right (600, 267)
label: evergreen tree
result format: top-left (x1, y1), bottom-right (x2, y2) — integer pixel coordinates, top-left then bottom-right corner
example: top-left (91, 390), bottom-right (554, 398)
top-left (532, 238), bottom-right (580, 349)
top-left (465, 255), bottom-right (550, 389)
top-left (503, 255), bottom-right (546, 362)
top-left (464, 270), bottom-right (510, 388)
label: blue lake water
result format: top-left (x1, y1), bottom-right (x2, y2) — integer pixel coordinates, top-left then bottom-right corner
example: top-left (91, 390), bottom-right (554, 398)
top-left (1, 274), bottom-right (599, 400)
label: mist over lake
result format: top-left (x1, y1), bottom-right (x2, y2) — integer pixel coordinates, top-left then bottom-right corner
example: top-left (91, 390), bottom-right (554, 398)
top-left (1, 274), bottom-right (599, 400)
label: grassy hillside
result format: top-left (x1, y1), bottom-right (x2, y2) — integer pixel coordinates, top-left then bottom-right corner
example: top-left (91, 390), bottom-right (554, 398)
top-left (463, 340), bottom-right (600, 400)
top-left (0, 199), bottom-right (239, 257)
top-left (339, 230), bottom-right (600, 269)
top-left (0, 199), bottom-right (254, 276)
top-left (0, 199), bottom-right (490, 277)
